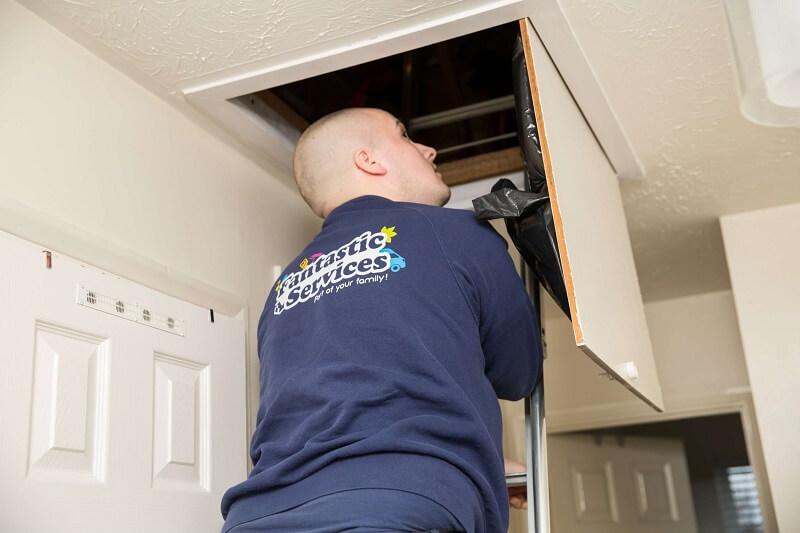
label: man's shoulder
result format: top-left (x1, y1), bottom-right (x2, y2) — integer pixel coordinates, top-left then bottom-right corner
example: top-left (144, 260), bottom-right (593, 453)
top-left (397, 203), bottom-right (508, 253)
top-left (396, 202), bottom-right (496, 233)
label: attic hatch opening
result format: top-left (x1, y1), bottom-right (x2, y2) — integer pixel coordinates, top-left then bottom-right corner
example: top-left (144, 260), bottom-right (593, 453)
top-left (232, 21), bottom-right (523, 188)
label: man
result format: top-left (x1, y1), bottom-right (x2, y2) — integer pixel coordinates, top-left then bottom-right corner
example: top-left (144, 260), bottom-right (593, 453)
top-left (220, 108), bottom-right (542, 533)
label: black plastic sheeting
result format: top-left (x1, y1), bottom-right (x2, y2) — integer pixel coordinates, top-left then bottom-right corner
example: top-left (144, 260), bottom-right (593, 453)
top-left (472, 34), bottom-right (571, 319)
top-left (510, 36), bottom-right (547, 195)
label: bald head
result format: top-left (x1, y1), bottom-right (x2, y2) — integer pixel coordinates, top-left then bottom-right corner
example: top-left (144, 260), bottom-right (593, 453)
top-left (292, 107), bottom-right (449, 218)
top-left (293, 108), bottom-right (377, 218)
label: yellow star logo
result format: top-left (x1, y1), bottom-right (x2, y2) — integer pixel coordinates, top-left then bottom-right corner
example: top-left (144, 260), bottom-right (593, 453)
top-left (299, 258), bottom-right (309, 270)
top-left (380, 225), bottom-right (397, 243)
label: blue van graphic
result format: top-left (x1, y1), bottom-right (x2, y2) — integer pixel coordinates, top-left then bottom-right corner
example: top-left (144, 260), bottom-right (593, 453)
top-left (380, 248), bottom-right (406, 272)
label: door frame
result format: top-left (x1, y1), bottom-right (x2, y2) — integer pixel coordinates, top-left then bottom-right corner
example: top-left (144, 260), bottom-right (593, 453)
top-left (546, 391), bottom-right (778, 533)
top-left (0, 194), bottom-right (246, 317)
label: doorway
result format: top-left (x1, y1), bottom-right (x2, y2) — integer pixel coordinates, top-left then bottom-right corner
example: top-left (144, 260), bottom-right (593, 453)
top-left (549, 414), bottom-right (765, 533)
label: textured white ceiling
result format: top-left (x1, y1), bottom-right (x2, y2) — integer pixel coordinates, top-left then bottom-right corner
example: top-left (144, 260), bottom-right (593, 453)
top-left (19, 0), bottom-right (800, 301)
top-left (25, 0), bottom-right (462, 89)
top-left (558, 0), bottom-right (800, 300)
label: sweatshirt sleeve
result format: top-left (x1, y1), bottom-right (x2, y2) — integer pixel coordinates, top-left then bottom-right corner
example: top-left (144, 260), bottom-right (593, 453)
top-left (433, 210), bottom-right (543, 401)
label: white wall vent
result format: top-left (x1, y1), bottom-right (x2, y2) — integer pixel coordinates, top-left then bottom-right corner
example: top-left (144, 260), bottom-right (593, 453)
top-left (76, 285), bottom-right (185, 336)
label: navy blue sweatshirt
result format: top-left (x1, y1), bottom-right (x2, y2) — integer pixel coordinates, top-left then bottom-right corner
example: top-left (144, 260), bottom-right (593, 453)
top-left (220, 195), bottom-right (542, 533)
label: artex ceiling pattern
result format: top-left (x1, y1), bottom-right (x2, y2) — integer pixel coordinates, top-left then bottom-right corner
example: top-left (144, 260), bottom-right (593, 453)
top-left (31, 0), bottom-right (463, 88)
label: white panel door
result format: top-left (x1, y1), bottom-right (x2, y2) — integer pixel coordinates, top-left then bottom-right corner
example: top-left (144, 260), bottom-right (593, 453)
top-left (548, 433), bottom-right (698, 533)
top-left (0, 230), bottom-right (247, 533)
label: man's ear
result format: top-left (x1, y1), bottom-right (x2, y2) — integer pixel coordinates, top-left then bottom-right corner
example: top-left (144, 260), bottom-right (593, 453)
top-left (353, 148), bottom-right (387, 176)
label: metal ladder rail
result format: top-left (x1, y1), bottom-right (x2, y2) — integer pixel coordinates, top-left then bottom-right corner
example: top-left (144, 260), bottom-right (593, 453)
top-left (525, 379), bottom-right (549, 533)
top-left (505, 25), bottom-right (553, 531)
top-left (524, 269), bottom-right (550, 533)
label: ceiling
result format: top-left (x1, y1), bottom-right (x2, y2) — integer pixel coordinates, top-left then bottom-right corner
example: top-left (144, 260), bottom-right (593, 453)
top-left (19, 0), bottom-right (800, 302)
top-left (560, 0), bottom-right (799, 301)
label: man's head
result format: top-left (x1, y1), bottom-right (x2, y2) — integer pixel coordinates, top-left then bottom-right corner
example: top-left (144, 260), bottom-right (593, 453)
top-left (292, 107), bottom-right (450, 218)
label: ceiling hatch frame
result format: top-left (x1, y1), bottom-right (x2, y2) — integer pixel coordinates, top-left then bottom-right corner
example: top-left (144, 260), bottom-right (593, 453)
top-left (181, 0), bottom-right (643, 186)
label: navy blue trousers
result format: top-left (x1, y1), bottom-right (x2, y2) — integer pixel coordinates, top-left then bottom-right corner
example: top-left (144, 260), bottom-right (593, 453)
top-left (222, 488), bottom-right (466, 533)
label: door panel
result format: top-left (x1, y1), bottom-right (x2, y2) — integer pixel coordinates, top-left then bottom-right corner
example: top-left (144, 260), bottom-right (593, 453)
top-left (0, 230), bottom-right (246, 532)
top-left (548, 434), bottom-right (698, 533)
top-left (570, 461), bottom-right (619, 522)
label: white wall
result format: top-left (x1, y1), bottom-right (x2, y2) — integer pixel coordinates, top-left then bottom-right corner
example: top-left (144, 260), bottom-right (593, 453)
top-left (722, 203), bottom-right (800, 533)
top-left (0, 1), bottom-right (321, 468)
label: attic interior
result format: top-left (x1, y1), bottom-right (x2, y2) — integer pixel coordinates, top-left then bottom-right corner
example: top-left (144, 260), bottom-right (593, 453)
top-left (234, 21), bottom-right (524, 187)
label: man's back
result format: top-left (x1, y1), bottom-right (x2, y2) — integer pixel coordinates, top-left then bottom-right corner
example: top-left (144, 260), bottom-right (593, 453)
top-left (220, 195), bottom-right (542, 533)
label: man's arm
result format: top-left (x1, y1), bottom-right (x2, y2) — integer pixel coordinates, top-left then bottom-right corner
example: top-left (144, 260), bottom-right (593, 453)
top-left (435, 212), bottom-right (543, 400)
top-left (473, 222), bottom-right (542, 400)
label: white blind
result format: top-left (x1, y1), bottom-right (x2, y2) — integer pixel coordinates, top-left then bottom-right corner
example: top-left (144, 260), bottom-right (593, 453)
top-left (715, 465), bottom-right (763, 533)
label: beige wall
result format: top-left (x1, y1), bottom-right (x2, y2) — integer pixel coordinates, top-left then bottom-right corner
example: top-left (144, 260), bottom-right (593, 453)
top-left (722, 203), bottom-right (800, 533)
top-left (0, 1), bottom-right (321, 468)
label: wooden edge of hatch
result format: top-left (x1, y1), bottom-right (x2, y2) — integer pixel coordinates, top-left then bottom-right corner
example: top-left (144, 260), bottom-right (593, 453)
top-left (518, 18), bottom-right (583, 345)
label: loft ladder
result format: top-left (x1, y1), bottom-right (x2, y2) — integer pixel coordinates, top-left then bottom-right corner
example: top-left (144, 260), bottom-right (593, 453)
top-left (504, 267), bottom-right (550, 533)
